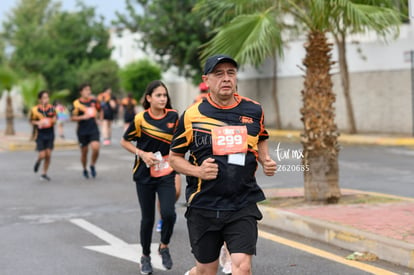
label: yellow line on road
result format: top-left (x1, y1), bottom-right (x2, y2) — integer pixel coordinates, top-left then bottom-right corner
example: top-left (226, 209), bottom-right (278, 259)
top-left (258, 230), bottom-right (398, 275)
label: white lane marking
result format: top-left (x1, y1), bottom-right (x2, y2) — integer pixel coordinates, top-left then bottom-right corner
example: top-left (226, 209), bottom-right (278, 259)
top-left (70, 218), bottom-right (166, 270)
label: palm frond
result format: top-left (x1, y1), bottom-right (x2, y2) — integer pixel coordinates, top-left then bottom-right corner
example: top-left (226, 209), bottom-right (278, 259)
top-left (333, 1), bottom-right (401, 38)
top-left (195, 0), bottom-right (277, 29)
top-left (200, 11), bottom-right (283, 66)
top-left (20, 75), bottom-right (47, 109)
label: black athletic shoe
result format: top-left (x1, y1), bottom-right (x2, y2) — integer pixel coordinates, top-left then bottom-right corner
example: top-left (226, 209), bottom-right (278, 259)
top-left (90, 165), bottom-right (96, 178)
top-left (140, 256), bottom-right (153, 275)
top-left (34, 161), bottom-right (41, 173)
top-left (40, 174), bottom-right (51, 181)
top-left (159, 246), bottom-right (173, 270)
top-left (83, 169), bottom-right (89, 179)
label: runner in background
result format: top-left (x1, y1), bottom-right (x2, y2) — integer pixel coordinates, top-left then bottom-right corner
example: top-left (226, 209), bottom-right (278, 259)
top-left (121, 93), bottom-right (138, 130)
top-left (71, 83), bottom-right (101, 179)
top-left (193, 81), bottom-right (209, 103)
top-left (54, 100), bottom-right (69, 139)
top-left (97, 87), bottom-right (117, 145)
top-left (30, 90), bottom-right (57, 181)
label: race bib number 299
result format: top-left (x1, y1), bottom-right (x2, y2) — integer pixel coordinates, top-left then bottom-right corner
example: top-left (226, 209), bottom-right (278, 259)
top-left (211, 126), bottom-right (248, 155)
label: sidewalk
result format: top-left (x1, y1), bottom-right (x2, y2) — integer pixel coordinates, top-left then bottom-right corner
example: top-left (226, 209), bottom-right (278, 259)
top-left (0, 130), bottom-right (78, 151)
top-left (267, 129), bottom-right (414, 147)
top-left (259, 188), bottom-right (414, 269)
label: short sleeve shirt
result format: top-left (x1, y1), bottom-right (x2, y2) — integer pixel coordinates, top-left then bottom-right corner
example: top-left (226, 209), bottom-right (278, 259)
top-left (71, 98), bottom-right (100, 135)
top-left (30, 104), bottom-right (56, 138)
top-left (170, 93), bottom-right (268, 211)
top-left (123, 108), bottom-right (179, 183)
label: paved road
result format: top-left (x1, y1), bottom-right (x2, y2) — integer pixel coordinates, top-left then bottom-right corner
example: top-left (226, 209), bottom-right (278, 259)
top-left (261, 141), bottom-right (414, 198)
top-left (1, 119), bottom-right (413, 274)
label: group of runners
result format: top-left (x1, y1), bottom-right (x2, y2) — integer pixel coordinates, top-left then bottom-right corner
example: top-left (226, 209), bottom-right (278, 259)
top-left (30, 84), bottom-right (137, 180)
top-left (29, 55), bottom-right (277, 275)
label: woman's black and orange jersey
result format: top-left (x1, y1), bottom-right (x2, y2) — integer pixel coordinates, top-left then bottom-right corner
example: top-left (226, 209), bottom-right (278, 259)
top-left (170, 93), bottom-right (269, 211)
top-left (123, 108), bottom-right (179, 183)
top-left (30, 104), bottom-right (56, 138)
top-left (71, 97), bottom-right (100, 135)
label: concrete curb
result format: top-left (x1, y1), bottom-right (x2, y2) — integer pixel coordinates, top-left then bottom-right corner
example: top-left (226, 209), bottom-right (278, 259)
top-left (267, 129), bottom-right (414, 147)
top-left (0, 139), bottom-right (78, 151)
top-left (258, 205), bottom-right (414, 269)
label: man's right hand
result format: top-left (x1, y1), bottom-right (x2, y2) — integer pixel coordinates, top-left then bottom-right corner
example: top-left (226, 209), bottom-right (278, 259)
top-left (199, 157), bottom-right (218, 180)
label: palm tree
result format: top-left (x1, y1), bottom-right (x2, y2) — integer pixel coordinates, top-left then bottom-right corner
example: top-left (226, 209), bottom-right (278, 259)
top-left (195, 0), bottom-right (401, 202)
top-left (331, 0), bottom-right (401, 134)
top-left (195, 0), bottom-right (286, 129)
top-left (0, 66), bottom-right (19, 136)
top-left (288, 0), bottom-right (400, 201)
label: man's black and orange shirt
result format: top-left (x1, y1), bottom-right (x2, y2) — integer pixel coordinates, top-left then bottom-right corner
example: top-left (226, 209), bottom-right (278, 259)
top-left (30, 104), bottom-right (56, 138)
top-left (71, 97), bottom-right (100, 135)
top-left (123, 109), bottom-right (179, 184)
top-left (170, 93), bottom-right (269, 211)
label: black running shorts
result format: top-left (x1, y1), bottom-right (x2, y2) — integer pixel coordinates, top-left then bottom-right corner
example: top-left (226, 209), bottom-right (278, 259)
top-left (185, 203), bottom-right (263, 264)
top-left (77, 131), bottom-right (100, 147)
top-left (36, 137), bottom-right (54, 151)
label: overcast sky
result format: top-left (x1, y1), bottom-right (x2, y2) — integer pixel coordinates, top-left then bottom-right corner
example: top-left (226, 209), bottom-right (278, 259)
top-left (0, 0), bottom-right (129, 28)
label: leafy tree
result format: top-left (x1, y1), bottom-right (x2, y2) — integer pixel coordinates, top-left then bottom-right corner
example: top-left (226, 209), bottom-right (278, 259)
top-left (2, 0), bottom-right (59, 75)
top-left (77, 60), bottom-right (121, 97)
top-left (20, 74), bottom-right (47, 114)
top-left (195, 0), bottom-right (401, 202)
top-left (115, 0), bottom-right (211, 84)
top-left (119, 59), bottom-right (162, 102)
top-left (2, 0), bottom-right (112, 97)
top-left (0, 66), bottom-right (19, 135)
top-left (0, 35), bottom-right (6, 65)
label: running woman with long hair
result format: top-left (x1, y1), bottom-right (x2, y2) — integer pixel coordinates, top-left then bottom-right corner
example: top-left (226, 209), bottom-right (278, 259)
top-left (120, 80), bottom-right (179, 275)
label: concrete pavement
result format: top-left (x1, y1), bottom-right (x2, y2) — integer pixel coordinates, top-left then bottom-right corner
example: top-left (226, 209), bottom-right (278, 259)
top-left (0, 131), bottom-right (78, 151)
top-left (259, 188), bottom-right (414, 270)
top-left (2, 125), bottom-right (414, 269)
top-left (267, 129), bottom-right (414, 147)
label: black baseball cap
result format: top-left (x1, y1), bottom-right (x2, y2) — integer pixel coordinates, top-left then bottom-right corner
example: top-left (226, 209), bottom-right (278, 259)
top-left (203, 54), bottom-right (238, 75)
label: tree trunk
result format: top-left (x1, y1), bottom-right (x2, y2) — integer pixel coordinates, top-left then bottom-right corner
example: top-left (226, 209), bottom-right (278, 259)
top-left (272, 57), bottom-right (282, 129)
top-left (301, 31), bottom-right (341, 203)
top-left (5, 93), bottom-right (15, 135)
top-left (335, 32), bottom-right (357, 134)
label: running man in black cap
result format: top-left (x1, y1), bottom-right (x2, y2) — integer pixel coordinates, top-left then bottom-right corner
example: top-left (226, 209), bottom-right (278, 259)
top-left (169, 54), bottom-right (277, 275)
